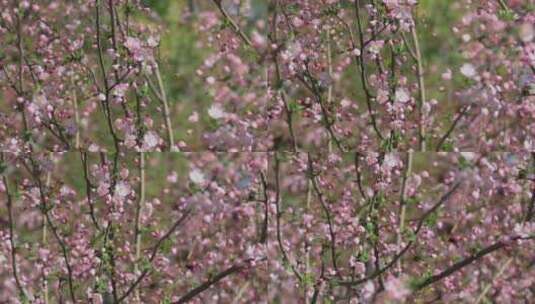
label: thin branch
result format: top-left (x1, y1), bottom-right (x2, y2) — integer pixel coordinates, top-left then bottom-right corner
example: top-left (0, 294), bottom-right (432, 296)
top-left (211, 0), bottom-right (254, 48)
top-left (354, 0), bottom-right (383, 141)
top-left (414, 235), bottom-right (534, 290)
top-left (308, 153), bottom-right (341, 278)
top-left (354, 152), bottom-right (367, 200)
top-left (71, 77), bottom-right (81, 149)
top-left (409, 22), bottom-right (427, 151)
top-left (42, 159), bottom-right (52, 304)
top-left (1, 158), bottom-right (29, 300)
top-left (80, 152), bottom-right (101, 231)
top-left (259, 172), bottom-right (269, 244)
top-left (338, 181), bottom-right (462, 286)
top-left (117, 209), bottom-right (192, 302)
top-left (95, 0), bottom-right (121, 151)
top-left (474, 257), bottom-right (512, 304)
top-left (525, 154), bottom-right (535, 222)
top-left (15, 15), bottom-right (30, 140)
top-left (304, 176), bottom-right (312, 304)
top-left (105, 223), bottom-right (119, 303)
top-left (25, 157), bottom-right (77, 303)
top-left (401, 31), bottom-right (417, 62)
top-left (173, 257), bottom-right (266, 304)
top-left (497, 0), bottom-right (510, 11)
top-left (396, 151), bottom-right (413, 273)
top-left (295, 71), bottom-right (345, 152)
top-left (143, 66), bottom-right (174, 151)
top-left (133, 152), bottom-right (145, 302)
top-left (154, 65), bottom-right (175, 151)
top-left (326, 30), bottom-right (334, 153)
top-left (435, 105), bottom-right (471, 151)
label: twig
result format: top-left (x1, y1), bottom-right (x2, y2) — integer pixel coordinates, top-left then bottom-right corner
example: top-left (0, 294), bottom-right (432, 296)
top-left (95, 0), bottom-right (121, 152)
top-left (338, 181), bottom-right (462, 286)
top-left (1, 157), bottom-right (29, 300)
top-left (15, 15), bottom-right (30, 140)
top-left (525, 153), bottom-right (535, 222)
top-left (304, 177), bottom-right (312, 304)
top-left (231, 281), bottom-right (250, 304)
top-left (326, 30), bottom-right (334, 153)
top-left (396, 151), bottom-right (413, 273)
top-left (295, 71), bottom-right (345, 152)
top-left (211, 0), bottom-right (253, 48)
top-left (497, 0), bottom-right (510, 11)
top-left (354, 0), bottom-right (383, 141)
top-left (173, 257), bottom-right (266, 304)
top-left (414, 235), bottom-right (534, 290)
top-left (42, 159), bottom-right (52, 304)
top-left (133, 152), bottom-right (145, 302)
top-left (354, 152), bottom-right (367, 200)
top-left (474, 257), bottom-right (512, 304)
top-left (409, 22), bottom-right (427, 151)
top-left (117, 209), bottom-right (192, 302)
top-left (435, 106), bottom-right (471, 151)
top-left (80, 152), bottom-right (101, 231)
top-left (259, 172), bottom-right (269, 243)
top-left (154, 65), bottom-right (175, 150)
top-left (401, 31), bottom-right (417, 62)
top-left (71, 77), bottom-right (81, 149)
top-left (25, 158), bottom-right (77, 303)
top-left (308, 153), bottom-right (341, 278)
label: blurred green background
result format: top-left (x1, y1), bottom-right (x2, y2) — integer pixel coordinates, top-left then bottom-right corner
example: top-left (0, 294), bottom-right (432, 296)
top-left (144, 0), bottom-right (465, 150)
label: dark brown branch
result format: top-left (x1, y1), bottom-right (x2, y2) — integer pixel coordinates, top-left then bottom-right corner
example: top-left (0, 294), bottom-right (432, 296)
top-left (415, 235), bottom-right (535, 290)
top-left (436, 105), bottom-right (471, 151)
top-left (173, 257), bottom-right (266, 304)
top-left (80, 152), bottom-right (101, 231)
top-left (524, 153), bottom-right (535, 222)
top-left (24, 157), bottom-right (77, 303)
top-left (294, 71), bottom-right (345, 152)
top-left (354, 152), bottom-right (367, 200)
top-left (308, 153), bottom-right (341, 278)
top-left (525, 185), bottom-right (535, 222)
top-left (95, 0), bottom-right (121, 152)
top-left (259, 172), bottom-right (269, 243)
top-left (354, 0), bottom-right (383, 141)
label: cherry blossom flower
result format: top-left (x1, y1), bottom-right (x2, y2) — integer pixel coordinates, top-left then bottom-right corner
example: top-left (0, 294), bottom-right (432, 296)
top-left (208, 104), bottom-right (227, 120)
top-left (460, 63), bottom-right (477, 78)
top-left (142, 131), bottom-right (160, 150)
top-left (395, 88), bottom-right (411, 103)
top-left (189, 168), bottom-right (206, 185)
top-left (384, 275), bottom-right (411, 301)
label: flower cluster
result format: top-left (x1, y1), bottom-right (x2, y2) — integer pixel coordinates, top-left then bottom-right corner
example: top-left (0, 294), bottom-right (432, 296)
top-left (0, 0), bottom-right (533, 303)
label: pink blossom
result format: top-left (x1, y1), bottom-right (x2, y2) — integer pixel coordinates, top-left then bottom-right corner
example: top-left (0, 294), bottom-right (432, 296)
top-left (384, 275), bottom-right (411, 300)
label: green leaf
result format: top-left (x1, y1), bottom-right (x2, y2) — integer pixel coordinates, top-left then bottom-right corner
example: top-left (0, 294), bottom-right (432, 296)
top-left (497, 9), bottom-right (515, 21)
top-left (288, 101), bottom-right (302, 113)
top-left (424, 211), bottom-right (439, 227)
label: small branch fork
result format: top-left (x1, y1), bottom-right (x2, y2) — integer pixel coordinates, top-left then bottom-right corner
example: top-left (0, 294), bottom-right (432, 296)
top-left (118, 209), bottom-right (192, 302)
top-left (338, 181), bottom-right (462, 286)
